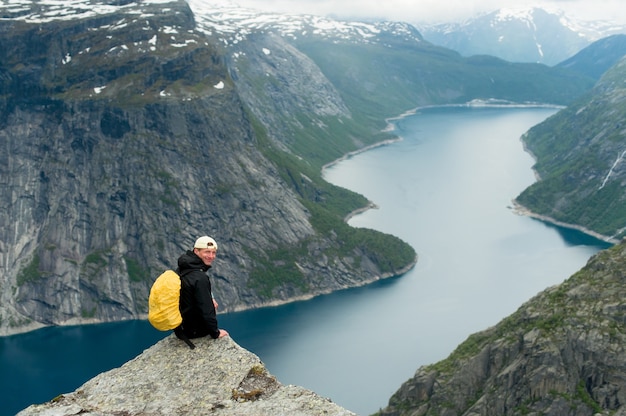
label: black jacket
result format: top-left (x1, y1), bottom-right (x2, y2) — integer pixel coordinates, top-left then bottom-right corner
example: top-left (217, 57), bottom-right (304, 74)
top-left (176, 250), bottom-right (220, 339)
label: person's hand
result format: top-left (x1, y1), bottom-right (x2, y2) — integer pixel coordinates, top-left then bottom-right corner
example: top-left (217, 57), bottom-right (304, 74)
top-left (213, 299), bottom-right (219, 310)
top-left (218, 329), bottom-right (229, 338)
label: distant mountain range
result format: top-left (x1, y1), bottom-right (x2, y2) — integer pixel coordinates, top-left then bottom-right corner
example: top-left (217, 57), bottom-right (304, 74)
top-left (419, 7), bottom-right (626, 65)
top-left (558, 34), bottom-right (626, 79)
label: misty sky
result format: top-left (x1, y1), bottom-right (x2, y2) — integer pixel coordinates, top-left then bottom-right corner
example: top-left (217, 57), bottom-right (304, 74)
top-left (229, 0), bottom-right (626, 25)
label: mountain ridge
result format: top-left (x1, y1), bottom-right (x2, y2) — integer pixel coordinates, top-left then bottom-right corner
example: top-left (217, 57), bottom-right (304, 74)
top-left (419, 6), bottom-right (626, 65)
top-left (557, 34), bottom-right (626, 80)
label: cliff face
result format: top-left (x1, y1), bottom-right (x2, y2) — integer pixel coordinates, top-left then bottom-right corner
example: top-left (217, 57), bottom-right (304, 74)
top-left (0, 0), bottom-right (282, 330)
top-left (17, 335), bottom-right (356, 416)
top-left (377, 240), bottom-right (626, 416)
top-left (0, 0), bottom-right (415, 335)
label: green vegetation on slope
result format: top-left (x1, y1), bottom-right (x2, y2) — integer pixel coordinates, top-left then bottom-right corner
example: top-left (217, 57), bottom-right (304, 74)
top-left (296, 37), bottom-right (595, 122)
top-left (515, 59), bottom-right (626, 240)
top-left (245, 114), bottom-right (416, 298)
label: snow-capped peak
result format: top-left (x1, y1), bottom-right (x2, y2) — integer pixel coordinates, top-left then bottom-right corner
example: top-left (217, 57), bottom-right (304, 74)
top-left (185, 0), bottom-right (421, 46)
top-left (0, 0), bottom-right (422, 47)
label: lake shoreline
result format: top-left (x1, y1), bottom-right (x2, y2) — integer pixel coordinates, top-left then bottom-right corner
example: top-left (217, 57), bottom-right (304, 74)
top-left (514, 125), bottom-right (619, 246)
top-left (510, 201), bottom-right (619, 245)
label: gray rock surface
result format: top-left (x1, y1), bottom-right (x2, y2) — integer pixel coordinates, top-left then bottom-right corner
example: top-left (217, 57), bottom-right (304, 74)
top-left (17, 335), bottom-right (356, 416)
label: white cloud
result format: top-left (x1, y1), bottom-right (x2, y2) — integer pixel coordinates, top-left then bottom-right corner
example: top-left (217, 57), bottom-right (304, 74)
top-left (228, 0), bottom-right (626, 24)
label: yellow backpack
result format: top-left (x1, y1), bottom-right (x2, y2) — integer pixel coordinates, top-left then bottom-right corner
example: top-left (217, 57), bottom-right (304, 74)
top-left (148, 270), bottom-right (183, 331)
top-left (148, 269), bottom-right (196, 349)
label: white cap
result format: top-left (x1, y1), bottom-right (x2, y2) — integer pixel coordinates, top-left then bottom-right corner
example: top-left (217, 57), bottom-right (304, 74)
top-left (194, 236), bottom-right (218, 251)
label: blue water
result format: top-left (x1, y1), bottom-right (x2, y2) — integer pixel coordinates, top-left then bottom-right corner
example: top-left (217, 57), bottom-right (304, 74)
top-left (1, 106), bottom-right (610, 416)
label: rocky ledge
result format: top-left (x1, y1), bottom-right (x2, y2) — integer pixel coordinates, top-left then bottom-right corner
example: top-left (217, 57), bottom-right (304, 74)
top-left (17, 335), bottom-right (355, 416)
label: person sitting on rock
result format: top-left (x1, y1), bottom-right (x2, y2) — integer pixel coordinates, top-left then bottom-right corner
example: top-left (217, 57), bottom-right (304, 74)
top-left (175, 235), bottom-right (229, 342)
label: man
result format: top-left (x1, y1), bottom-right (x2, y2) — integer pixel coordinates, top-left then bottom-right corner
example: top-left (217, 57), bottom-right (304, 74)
top-left (175, 235), bottom-right (229, 342)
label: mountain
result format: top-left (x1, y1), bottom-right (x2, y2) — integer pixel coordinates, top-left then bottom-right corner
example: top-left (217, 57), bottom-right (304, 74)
top-left (419, 7), bottom-right (626, 65)
top-left (377, 239), bottom-right (626, 416)
top-left (515, 56), bottom-right (626, 243)
top-left (558, 34), bottom-right (626, 80)
top-left (192, 1), bottom-right (593, 128)
top-left (0, 0), bottom-right (595, 336)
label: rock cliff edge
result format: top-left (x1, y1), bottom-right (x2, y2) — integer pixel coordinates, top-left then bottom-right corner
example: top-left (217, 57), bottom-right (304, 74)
top-left (17, 335), bottom-right (355, 416)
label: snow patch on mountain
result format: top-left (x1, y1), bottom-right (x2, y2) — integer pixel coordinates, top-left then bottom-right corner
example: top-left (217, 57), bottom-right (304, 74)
top-left (0, 0), bottom-right (423, 48)
top-left (0, 0), bottom-right (176, 23)
top-left (185, 0), bottom-right (420, 46)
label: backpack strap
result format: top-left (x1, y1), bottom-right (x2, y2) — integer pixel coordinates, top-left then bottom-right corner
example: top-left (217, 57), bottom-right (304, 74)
top-left (174, 325), bottom-right (196, 350)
